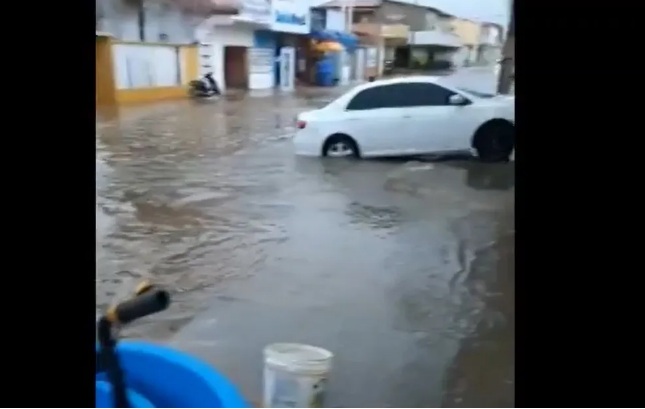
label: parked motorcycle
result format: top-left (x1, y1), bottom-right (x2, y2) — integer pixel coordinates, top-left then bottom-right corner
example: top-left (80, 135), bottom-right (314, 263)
top-left (189, 72), bottom-right (221, 99)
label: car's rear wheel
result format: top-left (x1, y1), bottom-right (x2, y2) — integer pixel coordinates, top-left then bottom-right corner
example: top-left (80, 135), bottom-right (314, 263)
top-left (473, 120), bottom-right (515, 162)
top-left (322, 134), bottom-right (360, 158)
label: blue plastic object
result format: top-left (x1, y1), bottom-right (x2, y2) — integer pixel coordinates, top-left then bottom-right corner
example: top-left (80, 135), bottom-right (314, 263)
top-left (309, 30), bottom-right (358, 51)
top-left (96, 341), bottom-right (248, 408)
top-left (96, 381), bottom-right (155, 408)
top-left (337, 32), bottom-right (359, 52)
top-left (315, 58), bottom-right (335, 87)
top-left (310, 30), bottom-right (338, 42)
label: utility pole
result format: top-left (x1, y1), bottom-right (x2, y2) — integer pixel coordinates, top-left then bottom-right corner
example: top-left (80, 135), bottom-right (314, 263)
top-left (496, 0), bottom-right (514, 94)
top-left (339, 0), bottom-right (355, 31)
top-left (136, 0), bottom-right (146, 41)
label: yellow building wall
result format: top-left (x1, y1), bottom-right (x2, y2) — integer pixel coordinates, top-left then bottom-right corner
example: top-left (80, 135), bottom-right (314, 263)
top-left (95, 40), bottom-right (199, 106)
top-left (96, 36), bottom-right (117, 106)
top-left (451, 19), bottom-right (481, 46)
top-left (180, 46), bottom-right (199, 85)
top-left (114, 87), bottom-right (190, 104)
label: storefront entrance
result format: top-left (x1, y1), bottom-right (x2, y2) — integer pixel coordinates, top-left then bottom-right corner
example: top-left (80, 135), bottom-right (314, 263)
top-left (224, 46), bottom-right (248, 89)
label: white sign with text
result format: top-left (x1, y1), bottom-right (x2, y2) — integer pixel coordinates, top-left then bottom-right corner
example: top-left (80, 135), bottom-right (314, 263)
top-left (270, 0), bottom-right (311, 34)
top-left (239, 0), bottom-right (271, 24)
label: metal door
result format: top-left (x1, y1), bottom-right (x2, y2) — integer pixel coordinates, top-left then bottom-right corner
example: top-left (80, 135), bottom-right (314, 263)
top-left (279, 46), bottom-right (295, 91)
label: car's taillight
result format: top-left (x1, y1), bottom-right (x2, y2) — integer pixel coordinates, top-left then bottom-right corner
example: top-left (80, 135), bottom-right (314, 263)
top-left (296, 120), bottom-right (307, 129)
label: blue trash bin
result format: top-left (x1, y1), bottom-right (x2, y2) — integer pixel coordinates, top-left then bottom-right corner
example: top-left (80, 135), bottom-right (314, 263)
top-left (96, 341), bottom-right (248, 408)
top-left (316, 58), bottom-right (335, 87)
top-left (96, 380), bottom-right (155, 408)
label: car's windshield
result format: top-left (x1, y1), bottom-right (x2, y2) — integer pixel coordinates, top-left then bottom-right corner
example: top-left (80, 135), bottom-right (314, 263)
top-left (457, 88), bottom-right (496, 99)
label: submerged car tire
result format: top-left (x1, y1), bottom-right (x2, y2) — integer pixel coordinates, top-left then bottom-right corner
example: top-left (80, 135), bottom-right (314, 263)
top-left (473, 120), bottom-right (515, 162)
top-left (322, 134), bottom-right (360, 159)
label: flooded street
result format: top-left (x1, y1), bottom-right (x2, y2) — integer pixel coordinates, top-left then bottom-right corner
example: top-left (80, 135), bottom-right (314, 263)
top-left (96, 77), bottom-right (514, 407)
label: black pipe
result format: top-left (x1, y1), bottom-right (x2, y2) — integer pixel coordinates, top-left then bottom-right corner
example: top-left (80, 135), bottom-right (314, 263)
top-left (97, 318), bottom-right (130, 408)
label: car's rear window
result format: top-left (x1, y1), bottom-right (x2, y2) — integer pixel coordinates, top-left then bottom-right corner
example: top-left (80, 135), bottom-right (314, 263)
top-left (458, 87), bottom-right (496, 99)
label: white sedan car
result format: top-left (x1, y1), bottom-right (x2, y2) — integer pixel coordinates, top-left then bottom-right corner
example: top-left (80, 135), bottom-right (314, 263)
top-left (293, 76), bottom-right (515, 162)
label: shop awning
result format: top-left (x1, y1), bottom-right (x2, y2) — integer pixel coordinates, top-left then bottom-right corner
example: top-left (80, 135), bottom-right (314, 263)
top-left (310, 30), bottom-right (359, 51)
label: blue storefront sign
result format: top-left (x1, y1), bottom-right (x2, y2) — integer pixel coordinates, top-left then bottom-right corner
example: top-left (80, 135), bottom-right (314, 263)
top-left (253, 30), bottom-right (277, 49)
top-left (270, 0), bottom-right (311, 34)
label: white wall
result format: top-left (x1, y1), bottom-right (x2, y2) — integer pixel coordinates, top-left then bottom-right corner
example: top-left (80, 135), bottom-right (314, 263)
top-left (434, 49), bottom-right (457, 63)
top-left (377, 43), bottom-right (385, 76)
top-left (112, 43), bottom-right (184, 89)
top-left (205, 24), bottom-right (254, 92)
top-left (96, 0), bottom-right (197, 43)
top-left (451, 47), bottom-right (468, 67)
top-left (326, 9), bottom-right (346, 31)
top-left (248, 47), bottom-right (274, 90)
top-left (383, 47), bottom-right (396, 60)
top-left (437, 16), bottom-right (454, 33)
top-left (395, 7), bottom-right (461, 48)
top-left (480, 25), bottom-right (502, 45)
top-left (424, 10), bottom-right (439, 30)
top-left (364, 46), bottom-right (380, 78)
top-left (478, 45), bottom-right (502, 65)
top-left (409, 30), bottom-right (462, 47)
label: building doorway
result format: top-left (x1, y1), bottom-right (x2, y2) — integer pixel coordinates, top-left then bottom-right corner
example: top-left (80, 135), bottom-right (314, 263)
top-left (275, 33), bottom-right (301, 86)
top-left (224, 46), bottom-right (248, 89)
top-left (394, 46), bottom-right (410, 68)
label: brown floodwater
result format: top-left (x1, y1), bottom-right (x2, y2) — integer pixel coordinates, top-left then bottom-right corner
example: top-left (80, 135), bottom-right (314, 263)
top-left (97, 80), bottom-right (514, 407)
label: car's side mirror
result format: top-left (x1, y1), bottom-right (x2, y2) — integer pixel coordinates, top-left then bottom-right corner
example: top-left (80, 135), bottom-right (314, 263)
top-left (448, 94), bottom-right (470, 106)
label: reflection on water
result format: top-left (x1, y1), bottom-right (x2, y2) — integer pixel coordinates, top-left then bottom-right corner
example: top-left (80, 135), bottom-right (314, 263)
top-left (96, 93), bottom-right (342, 337)
top-left (442, 197), bottom-right (514, 407)
top-left (96, 83), bottom-right (513, 405)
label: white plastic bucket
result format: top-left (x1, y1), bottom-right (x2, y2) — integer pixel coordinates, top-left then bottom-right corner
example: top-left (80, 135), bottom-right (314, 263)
top-left (263, 343), bottom-right (333, 408)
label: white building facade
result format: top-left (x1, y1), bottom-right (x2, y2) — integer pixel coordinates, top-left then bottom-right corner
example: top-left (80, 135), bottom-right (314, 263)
top-left (96, 0), bottom-right (197, 43)
top-left (198, 0), bottom-right (312, 92)
top-left (196, 17), bottom-right (258, 93)
top-left (96, 0), bottom-right (206, 105)
top-left (477, 23), bottom-right (504, 65)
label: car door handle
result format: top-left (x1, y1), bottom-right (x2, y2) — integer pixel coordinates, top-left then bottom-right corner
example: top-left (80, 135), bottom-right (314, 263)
top-left (402, 115), bottom-right (412, 118)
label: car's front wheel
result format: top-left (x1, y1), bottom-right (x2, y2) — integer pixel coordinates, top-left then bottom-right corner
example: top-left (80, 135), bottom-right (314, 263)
top-left (473, 121), bottom-right (515, 162)
top-left (322, 134), bottom-right (360, 158)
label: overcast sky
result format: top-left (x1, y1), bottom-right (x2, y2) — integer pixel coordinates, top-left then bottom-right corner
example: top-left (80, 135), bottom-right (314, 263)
top-left (310, 0), bottom-right (510, 27)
